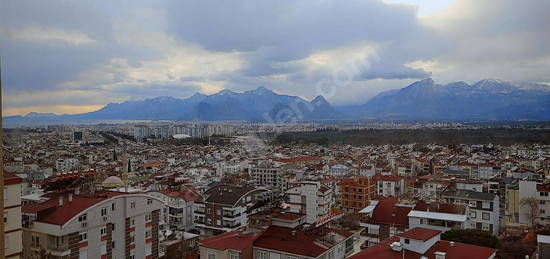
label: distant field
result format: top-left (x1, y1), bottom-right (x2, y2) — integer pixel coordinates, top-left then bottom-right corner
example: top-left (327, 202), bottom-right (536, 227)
top-left (267, 128), bottom-right (550, 146)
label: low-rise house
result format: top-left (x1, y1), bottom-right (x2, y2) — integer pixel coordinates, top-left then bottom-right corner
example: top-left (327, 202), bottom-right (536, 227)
top-left (351, 227), bottom-right (496, 259)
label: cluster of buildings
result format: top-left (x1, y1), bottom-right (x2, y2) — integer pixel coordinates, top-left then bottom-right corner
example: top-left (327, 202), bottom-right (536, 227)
top-left (2, 125), bottom-right (550, 258)
top-left (133, 123), bottom-right (237, 140)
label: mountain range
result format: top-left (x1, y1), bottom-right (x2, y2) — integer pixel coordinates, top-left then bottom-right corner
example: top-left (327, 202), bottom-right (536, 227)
top-left (4, 79), bottom-right (550, 126)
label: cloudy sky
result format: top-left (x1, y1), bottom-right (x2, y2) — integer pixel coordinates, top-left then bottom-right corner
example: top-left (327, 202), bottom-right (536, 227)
top-left (1, 0), bottom-right (548, 116)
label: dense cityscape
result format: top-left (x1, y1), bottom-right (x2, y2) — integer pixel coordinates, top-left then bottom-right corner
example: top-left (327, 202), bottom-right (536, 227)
top-left (2, 0), bottom-right (549, 258)
top-left (1, 122), bottom-right (549, 258)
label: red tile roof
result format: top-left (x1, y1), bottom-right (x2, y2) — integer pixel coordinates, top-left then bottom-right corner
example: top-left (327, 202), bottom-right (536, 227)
top-left (159, 187), bottom-right (201, 202)
top-left (373, 173), bottom-right (403, 182)
top-left (398, 227), bottom-right (441, 241)
top-left (253, 226), bottom-right (352, 257)
top-left (537, 184), bottom-right (550, 192)
top-left (29, 195), bottom-right (108, 225)
top-left (200, 230), bottom-right (259, 251)
top-left (351, 235), bottom-right (496, 259)
top-left (273, 212), bottom-right (305, 221)
top-left (143, 161), bottom-right (164, 167)
top-left (4, 172), bottom-right (23, 185)
top-left (367, 197), bottom-right (426, 227)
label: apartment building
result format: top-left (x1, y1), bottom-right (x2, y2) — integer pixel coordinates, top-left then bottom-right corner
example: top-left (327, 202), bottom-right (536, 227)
top-left (338, 177), bottom-right (376, 213)
top-left (148, 187), bottom-right (200, 231)
top-left (4, 172), bottom-right (23, 259)
top-left (55, 158), bottom-right (79, 173)
top-left (285, 181), bottom-right (332, 224)
top-left (441, 190), bottom-right (500, 235)
top-left (373, 174), bottom-right (405, 197)
top-left (519, 180), bottom-right (550, 227)
top-left (22, 192), bottom-right (163, 259)
top-left (250, 166), bottom-right (283, 188)
top-left (407, 202), bottom-right (469, 233)
top-left (194, 185), bottom-right (268, 236)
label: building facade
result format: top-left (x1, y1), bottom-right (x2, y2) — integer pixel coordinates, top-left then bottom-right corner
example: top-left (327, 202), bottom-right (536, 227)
top-left (22, 192), bottom-right (163, 259)
top-left (4, 172), bottom-right (23, 259)
top-left (285, 181), bottom-right (332, 224)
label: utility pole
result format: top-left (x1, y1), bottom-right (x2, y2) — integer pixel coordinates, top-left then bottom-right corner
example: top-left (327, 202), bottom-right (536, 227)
top-left (0, 52), bottom-right (5, 259)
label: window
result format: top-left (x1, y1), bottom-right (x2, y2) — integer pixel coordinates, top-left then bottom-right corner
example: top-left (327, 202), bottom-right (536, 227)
top-left (541, 209), bottom-right (546, 214)
top-left (79, 232), bottom-right (87, 242)
top-left (368, 227), bottom-right (379, 235)
top-left (112, 203), bottom-right (116, 211)
top-left (147, 198), bottom-right (153, 205)
top-left (130, 201), bottom-right (136, 208)
top-left (145, 213), bottom-right (152, 222)
top-left (79, 213), bottom-right (87, 222)
top-left (100, 226), bottom-right (107, 236)
top-left (101, 207), bottom-right (107, 216)
top-left (255, 251), bottom-right (268, 259)
top-left (130, 234), bottom-right (135, 244)
top-left (129, 217), bottom-right (135, 226)
top-left (404, 239), bottom-right (410, 244)
top-left (4, 212), bottom-right (7, 224)
top-left (100, 244), bottom-right (107, 255)
top-left (469, 201), bottom-right (477, 207)
top-left (470, 211), bottom-right (477, 219)
top-left (482, 212), bottom-right (490, 220)
top-left (540, 201), bottom-right (546, 205)
top-left (208, 253), bottom-right (216, 259)
top-left (111, 240), bottom-right (116, 249)
top-left (482, 202), bottom-right (490, 209)
top-left (145, 230), bottom-right (152, 238)
top-left (230, 253), bottom-right (240, 259)
top-left (541, 192), bottom-right (549, 197)
top-left (32, 235), bottom-right (40, 247)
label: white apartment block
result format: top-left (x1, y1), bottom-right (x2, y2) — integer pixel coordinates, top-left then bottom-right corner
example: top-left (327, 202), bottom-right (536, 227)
top-left (442, 190), bottom-right (500, 235)
top-left (519, 180), bottom-right (550, 227)
top-left (4, 173), bottom-right (23, 259)
top-left (55, 158), bottom-right (79, 173)
top-left (285, 181), bottom-right (333, 224)
top-left (22, 192), bottom-right (163, 259)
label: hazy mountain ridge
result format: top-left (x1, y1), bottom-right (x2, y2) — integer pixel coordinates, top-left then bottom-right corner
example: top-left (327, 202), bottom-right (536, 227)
top-left (4, 79), bottom-right (550, 126)
top-left (358, 78), bottom-right (550, 120)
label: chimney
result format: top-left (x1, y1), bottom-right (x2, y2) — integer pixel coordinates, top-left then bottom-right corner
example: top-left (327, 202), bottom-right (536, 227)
top-left (69, 193), bottom-right (73, 202)
top-left (75, 187), bottom-right (80, 195)
top-left (435, 251), bottom-right (446, 259)
top-left (58, 196), bottom-right (64, 207)
top-left (450, 241), bottom-right (454, 247)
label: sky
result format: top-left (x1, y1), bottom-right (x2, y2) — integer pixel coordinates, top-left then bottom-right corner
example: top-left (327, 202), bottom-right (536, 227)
top-left (0, 0), bottom-right (549, 116)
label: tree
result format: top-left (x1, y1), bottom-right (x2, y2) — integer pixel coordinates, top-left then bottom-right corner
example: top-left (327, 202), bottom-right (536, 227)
top-left (520, 197), bottom-right (539, 227)
top-left (441, 229), bottom-right (499, 248)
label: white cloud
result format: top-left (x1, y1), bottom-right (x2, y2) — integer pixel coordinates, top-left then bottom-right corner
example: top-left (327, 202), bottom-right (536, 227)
top-left (4, 26), bottom-right (96, 45)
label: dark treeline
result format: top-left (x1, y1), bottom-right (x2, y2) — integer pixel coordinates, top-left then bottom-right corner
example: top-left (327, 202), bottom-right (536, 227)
top-left (270, 128), bottom-right (550, 146)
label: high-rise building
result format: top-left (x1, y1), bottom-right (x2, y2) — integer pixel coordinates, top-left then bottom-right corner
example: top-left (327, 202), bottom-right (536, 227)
top-left (133, 125), bottom-right (150, 140)
top-left (22, 192), bottom-right (163, 259)
top-left (4, 172), bottom-right (22, 259)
